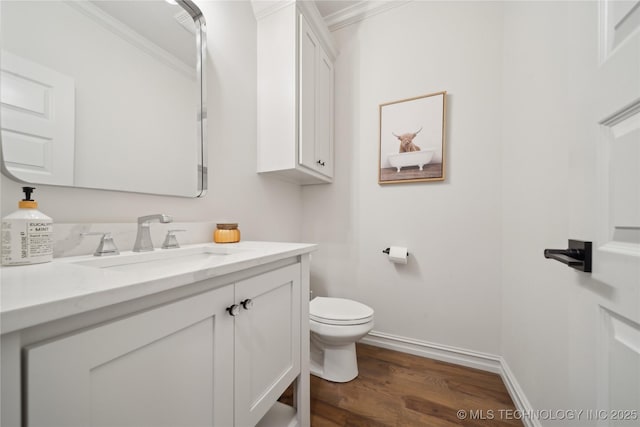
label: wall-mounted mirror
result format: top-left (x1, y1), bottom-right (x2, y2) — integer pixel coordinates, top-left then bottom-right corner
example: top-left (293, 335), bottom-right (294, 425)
top-left (0, 0), bottom-right (207, 197)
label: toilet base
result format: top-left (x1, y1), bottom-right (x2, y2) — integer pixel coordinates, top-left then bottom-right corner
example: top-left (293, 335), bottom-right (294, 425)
top-left (310, 338), bottom-right (359, 383)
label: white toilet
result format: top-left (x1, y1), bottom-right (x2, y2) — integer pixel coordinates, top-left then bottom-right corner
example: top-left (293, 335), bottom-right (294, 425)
top-left (309, 297), bottom-right (374, 383)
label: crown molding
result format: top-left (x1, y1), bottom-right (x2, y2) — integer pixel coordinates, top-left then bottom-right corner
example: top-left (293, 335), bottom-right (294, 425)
top-left (323, 0), bottom-right (412, 32)
top-left (251, 0), bottom-right (295, 21)
top-left (298, 0), bottom-right (337, 59)
top-left (252, 1), bottom-right (337, 60)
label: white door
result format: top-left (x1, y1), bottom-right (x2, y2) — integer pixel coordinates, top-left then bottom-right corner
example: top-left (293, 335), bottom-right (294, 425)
top-left (25, 286), bottom-right (235, 427)
top-left (234, 264), bottom-right (301, 427)
top-left (1, 50), bottom-right (75, 185)
top-left (592, 0), bottom-right (640, 424)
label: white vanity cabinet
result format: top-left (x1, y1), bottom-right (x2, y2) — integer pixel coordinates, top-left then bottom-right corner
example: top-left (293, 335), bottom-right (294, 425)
top-left (1, 248), bottom-right (312, 427)
top-left (255, 1), bottom-right (336, 185)
top-left (25, 285), bottom-right (236, 427)
top-left (235, 264), bottom-right (301, 426)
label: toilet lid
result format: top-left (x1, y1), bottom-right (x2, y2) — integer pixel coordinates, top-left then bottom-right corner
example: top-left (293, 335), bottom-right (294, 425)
top-left (310, 297), bottom-right (374, 325)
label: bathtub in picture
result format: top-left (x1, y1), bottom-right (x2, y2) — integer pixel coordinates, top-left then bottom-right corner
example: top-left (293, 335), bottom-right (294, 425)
top-left (387, 150), bottom-right (435, 172)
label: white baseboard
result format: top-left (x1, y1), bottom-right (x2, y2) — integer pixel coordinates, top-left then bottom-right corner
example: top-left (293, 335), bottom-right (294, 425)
top-left (360, 330), bottom-right (502, 373)
top-left (498, 357), bottom-right (541, 427)
top-left (360, 330), bottom-right (539, 427)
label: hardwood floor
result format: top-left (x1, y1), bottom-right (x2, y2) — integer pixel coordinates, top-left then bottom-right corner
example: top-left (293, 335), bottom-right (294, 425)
top-left (280, 343), bottom-right (523, 427)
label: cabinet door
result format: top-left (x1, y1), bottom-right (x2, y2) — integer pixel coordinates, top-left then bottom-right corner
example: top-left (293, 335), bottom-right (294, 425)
top-left (299, 14), bottom-right (334, 179)
top-left (234, 264), bottom-right (301, 427)
top-left (315, 47), bottom-right (334, 178)
top-left (299, 14), bottom-right (319, 173)
top-left (25, 286), bottom-right (235, 427)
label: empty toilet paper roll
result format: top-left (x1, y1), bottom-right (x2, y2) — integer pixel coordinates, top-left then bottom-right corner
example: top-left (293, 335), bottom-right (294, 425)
top-left (388, 246), bottom-right (408, 264)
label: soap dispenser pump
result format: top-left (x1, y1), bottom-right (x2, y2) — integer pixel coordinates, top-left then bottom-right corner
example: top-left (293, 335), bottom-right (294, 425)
top-left (1, 186), bottom-right (53, 266)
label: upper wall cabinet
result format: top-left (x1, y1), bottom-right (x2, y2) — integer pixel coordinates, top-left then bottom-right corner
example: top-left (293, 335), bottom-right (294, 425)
top-left (254, 1), bottom-right (336, 185)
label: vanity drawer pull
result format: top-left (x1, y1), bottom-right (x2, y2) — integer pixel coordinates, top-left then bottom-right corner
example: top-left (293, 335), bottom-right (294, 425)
top-left (240, 299), bottom-right (254, 310)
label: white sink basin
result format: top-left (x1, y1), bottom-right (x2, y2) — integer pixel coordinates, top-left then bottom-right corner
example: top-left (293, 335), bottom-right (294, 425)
top-left (68, 245), bottom-right (245, 274)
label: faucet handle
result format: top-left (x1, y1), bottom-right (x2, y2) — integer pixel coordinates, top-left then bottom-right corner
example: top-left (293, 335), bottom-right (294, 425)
top-left (162, 229), bottom-right (186, 249)
top-left (81, 232), bottom-right (120, 257)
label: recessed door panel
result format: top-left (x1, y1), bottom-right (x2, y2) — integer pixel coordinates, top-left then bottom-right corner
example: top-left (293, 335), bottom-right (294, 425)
top-left (1, 50), bottom-right (75, 185)
top-left (25, 286), bottom-right (234, 427)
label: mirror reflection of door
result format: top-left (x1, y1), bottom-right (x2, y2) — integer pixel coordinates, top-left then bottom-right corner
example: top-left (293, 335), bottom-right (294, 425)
top-left (1, 51), bottom-right (75, 186)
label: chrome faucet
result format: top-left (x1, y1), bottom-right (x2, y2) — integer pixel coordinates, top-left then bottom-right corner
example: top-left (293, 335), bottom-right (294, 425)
top-left (133, 214), bottom-right (173, 252)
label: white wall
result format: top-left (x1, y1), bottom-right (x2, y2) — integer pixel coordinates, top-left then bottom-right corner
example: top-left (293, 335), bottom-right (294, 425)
top-left (1, 1), bottom-right (303, 243)
top-left (305, 2), bottom-right (617, 421)
top-left (501, 1), bottom-right (606, 422)
top-left (501, 0), bottom-right (570, 413)
top-left (302, 1), bottom-right (505, 355)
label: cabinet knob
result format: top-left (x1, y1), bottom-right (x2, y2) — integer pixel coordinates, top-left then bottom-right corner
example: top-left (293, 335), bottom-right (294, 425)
top-left (226, 304), bottom-right (240, 317)
top-left (240, 299), bottom-right (254, 310)
top-left (316, 160), bottom-right (325, 167)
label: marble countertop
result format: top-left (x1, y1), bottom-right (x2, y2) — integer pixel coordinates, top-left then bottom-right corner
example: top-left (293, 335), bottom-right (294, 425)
top-left (0, 241), bottom-right (316, 334)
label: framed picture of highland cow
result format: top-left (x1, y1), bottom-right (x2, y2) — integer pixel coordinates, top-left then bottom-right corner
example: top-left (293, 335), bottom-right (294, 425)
top-left (378, 91), bottom-right (447, 184)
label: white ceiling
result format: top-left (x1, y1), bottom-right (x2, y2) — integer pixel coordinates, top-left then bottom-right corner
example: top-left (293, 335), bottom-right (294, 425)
top-left (315, 1), bottom-right (361, 18)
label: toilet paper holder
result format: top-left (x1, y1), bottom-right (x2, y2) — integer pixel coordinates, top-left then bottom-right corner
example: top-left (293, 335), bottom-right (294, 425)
top-left (382, 248), bottom-right (409, 256)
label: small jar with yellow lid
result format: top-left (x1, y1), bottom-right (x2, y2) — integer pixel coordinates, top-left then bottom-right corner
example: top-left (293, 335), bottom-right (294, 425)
top-left (214, 223), bottom-right (240, 243)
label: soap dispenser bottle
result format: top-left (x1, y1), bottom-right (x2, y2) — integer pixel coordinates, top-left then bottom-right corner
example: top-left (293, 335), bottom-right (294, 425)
top-left (1, 187), bottom-right (53, 266)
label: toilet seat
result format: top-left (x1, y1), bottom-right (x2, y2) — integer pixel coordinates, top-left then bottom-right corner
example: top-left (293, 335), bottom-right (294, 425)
top-left (310, 297), bottom-right (374, 326)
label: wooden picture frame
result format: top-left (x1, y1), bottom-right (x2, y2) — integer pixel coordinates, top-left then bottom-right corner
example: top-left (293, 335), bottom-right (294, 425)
top-left (378, 91), bottom-right (447, 184)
